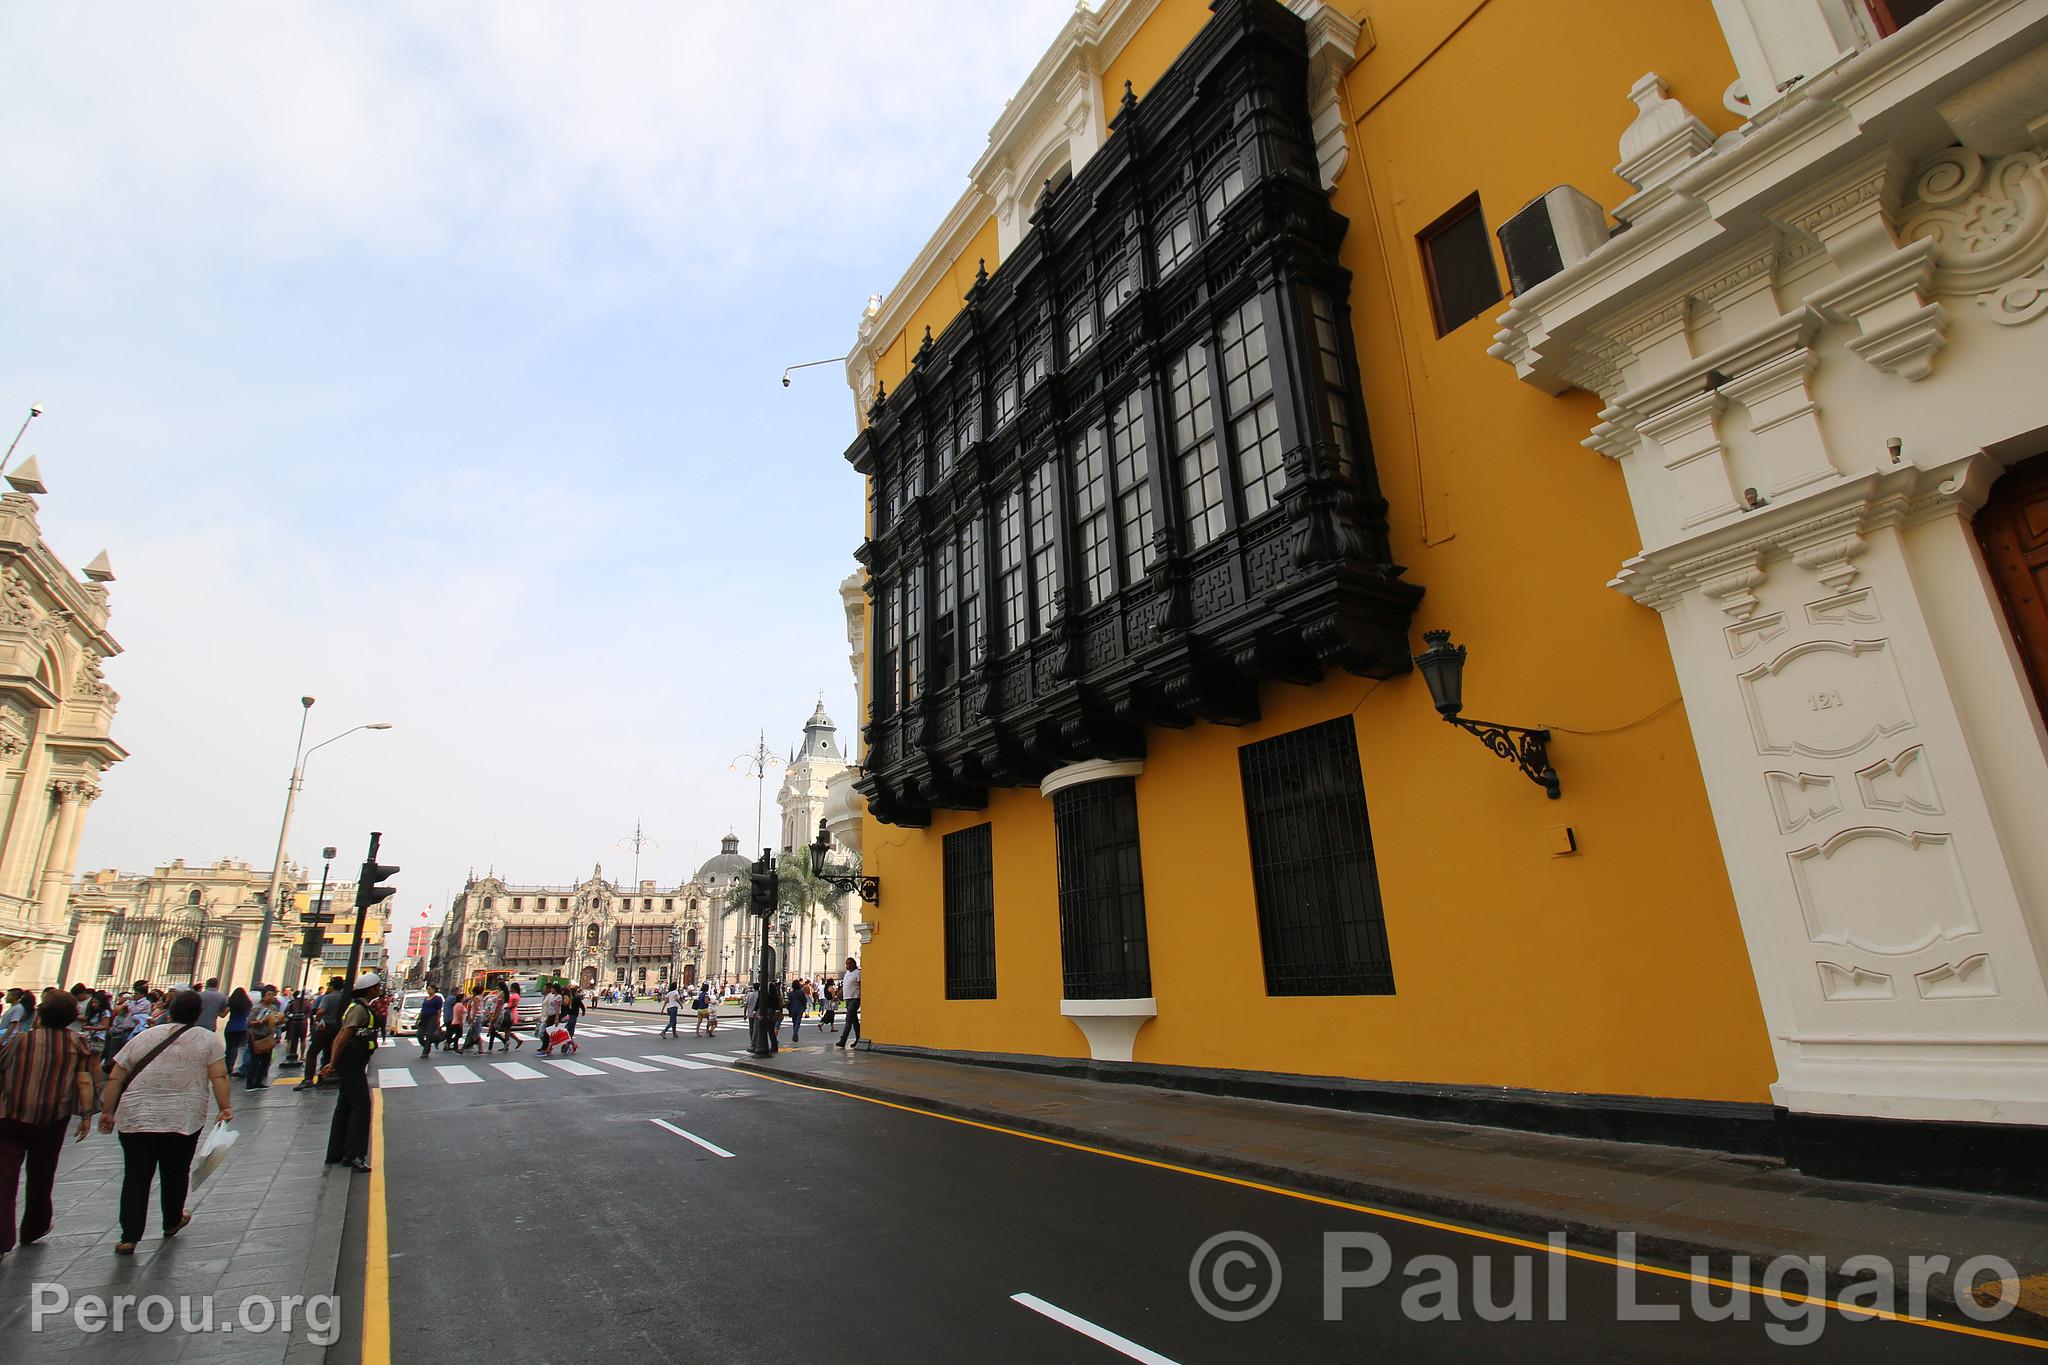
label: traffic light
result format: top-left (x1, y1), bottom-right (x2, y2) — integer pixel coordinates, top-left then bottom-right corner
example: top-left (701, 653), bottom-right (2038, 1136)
top-left (357, 854), bottom-right (400, 913)
top-left (748, 849), bottom-right (778, 916)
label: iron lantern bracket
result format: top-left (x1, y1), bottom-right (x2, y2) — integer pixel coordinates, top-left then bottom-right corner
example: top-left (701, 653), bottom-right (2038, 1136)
top-left (818, 872), bottom-right (881, 906)
top-left (1444, 715), bottom-right (1561, 799)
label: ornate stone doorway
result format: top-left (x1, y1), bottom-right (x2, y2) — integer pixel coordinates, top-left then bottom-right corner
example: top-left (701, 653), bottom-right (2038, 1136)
top-left (580, 965), bottom-right (598, 989)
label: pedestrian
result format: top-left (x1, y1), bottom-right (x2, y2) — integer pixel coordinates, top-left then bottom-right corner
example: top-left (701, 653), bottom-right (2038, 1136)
top-left (692, 984), bottom-right (713, 1037)
top-left (198, 977), bottom-right (227, 1030)
top-left (302, 978), bottom-right (347, 1091)
top-left (538, 986), bottom-right (560, 1056)
top-left (0, 992), bottom-right (98, 1259)
top-left (318, 973), bottom-right (381, 1173)
top-left (97, 989), bottom-right (231, 1254)
top-left (836, 958), bottom-right (861, 1049)
top-left (244, 986), bottom-right (283, 1090)
top-left (371, 991), bottom-right (390, 1042)
top-left (661, 984), bottom-right (681, 1039)
top-left (563, 986), bottom-right (583, 1042)
top-left (223, 987), bottom-right (251, 1078)
top-left (283, 988), bottom-right (309, 1064)
top-left (786, 978), bottom-right (808, 1041)
top-left (417, 987), bottom-right (444, 1059)
top-left (0, 989), bottom-right (28, 1041)
top-left (820, 980), bottom-right (838, 1034)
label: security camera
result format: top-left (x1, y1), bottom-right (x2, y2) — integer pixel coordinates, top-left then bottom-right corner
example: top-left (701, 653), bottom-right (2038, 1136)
top-left (781, 376), bottom-right (792, 388)
top-left (28, 405), bottom-right (42, 417)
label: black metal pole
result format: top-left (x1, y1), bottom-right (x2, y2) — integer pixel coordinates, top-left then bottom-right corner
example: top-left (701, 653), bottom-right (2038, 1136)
top-left (282, 856), bottom-right (332, 1070)
top-left (344, 831), bottom-right (380, 984)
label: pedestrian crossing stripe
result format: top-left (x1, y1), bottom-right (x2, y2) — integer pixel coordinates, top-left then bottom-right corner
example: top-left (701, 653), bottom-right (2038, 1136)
top-left (491, 1062), bottom-right (545, 1080)
top-left (591, 1056), bottom-right (659, 1073)
top-left (378, 1070), bottom-right (417, 1088)
top-left (546, 1059), bottom-right (604, 1076)
top-left (695, 1052), bottom-right (740, 1061)
top-left (643, 1055), bottom-right (715, 1070)
top-left (437, 1065), bottom-right (485, 1084)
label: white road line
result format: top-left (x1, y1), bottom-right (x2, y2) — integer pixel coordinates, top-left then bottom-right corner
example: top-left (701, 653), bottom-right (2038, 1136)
top-left (642, 1055), bottom-right (716, 1070)
top-left (545, 1059), bottom-right (605, 1076)
top-left (436, 1065), bottom-right (485, 1085)
top-left (376, 1069), bottom-right (416, 1088)
top-left (649, 1118), bottom-right (733, 1158)
top-left (491, 1061), bottom-right (545, 1080)
top-left (571, 1027), bottom-right (623, 1037)
top-left (694, 1051), bottom-right (740, 1062)
top-left (592, 1056), bottom-right (659, 1073)
top-left (1009, 1294), bottom-right (1180, 1365)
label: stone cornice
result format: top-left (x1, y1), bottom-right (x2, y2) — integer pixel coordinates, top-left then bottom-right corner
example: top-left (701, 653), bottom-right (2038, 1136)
top-left (1489, 0), bottom-right (2048, 397)
top-left (1609, 454), bottom-right (1996, 610)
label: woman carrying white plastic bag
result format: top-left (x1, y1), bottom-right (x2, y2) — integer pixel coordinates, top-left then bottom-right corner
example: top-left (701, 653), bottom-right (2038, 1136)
top-left (190, 1118), bottom-right (238, 1186)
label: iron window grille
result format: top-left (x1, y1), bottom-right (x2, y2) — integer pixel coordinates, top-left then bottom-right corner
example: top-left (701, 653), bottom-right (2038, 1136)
top-left (1238, 717), bottom-right (1396, 995)
top-left (943, 823), bottom-right (997, 999)
top-left (1053, 778), bottom-right (1152, 1000)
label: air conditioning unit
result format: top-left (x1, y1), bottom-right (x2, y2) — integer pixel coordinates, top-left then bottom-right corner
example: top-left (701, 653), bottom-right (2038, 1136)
top-left (1496, 187), bottom-right (1610, 295)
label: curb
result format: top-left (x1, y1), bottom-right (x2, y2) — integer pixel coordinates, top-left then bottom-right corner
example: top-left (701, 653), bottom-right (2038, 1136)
top-left (289, 1160), bottom-right (352, 1365)
top-left (728, 1057), bottom-right (2038, 1326)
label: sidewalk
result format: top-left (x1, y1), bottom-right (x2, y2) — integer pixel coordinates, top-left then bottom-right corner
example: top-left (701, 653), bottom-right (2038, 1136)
top-left (0, 1074), bottom-right (352, 1364)
top-left (733, 1046), bottom-right (2048, 1322)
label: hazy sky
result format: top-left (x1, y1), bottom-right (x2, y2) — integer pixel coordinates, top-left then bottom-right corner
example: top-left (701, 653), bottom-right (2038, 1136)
top-left (1, 1), bottom-right (1079, 951)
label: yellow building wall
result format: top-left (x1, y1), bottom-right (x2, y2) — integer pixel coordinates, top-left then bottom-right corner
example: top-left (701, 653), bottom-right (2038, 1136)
top-left (857, 0), bottom-right (1776, 1104)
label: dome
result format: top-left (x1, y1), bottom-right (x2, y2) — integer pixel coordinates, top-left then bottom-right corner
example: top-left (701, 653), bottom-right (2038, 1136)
top-left (693, 832), bottom-right (753, 886)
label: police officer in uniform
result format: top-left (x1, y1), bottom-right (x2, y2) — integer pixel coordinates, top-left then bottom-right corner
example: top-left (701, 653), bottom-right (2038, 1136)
top-left (320, 972), bottom-right (383, 1173)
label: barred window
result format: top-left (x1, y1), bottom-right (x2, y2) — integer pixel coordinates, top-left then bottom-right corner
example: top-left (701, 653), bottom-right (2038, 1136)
top-left (1156, 216), bottom-right (1195, 277)
top-left (876, 582), bottom-right (899, 716)
top-left (996, 488), bottom-right (1027, 652)
top-left (902, 432), bottom-right (925, 505)
top-left (1101, 266), bottom-right (1135, 319)
top-left (1239, 718), bottom-right (1395, 995)
top-left (1052, 777), bottom-right (1151, 999)
top-left (937, 407), bottom-right (958, 479)
top-left (1201, 149), bottom-right (1246, 226)
top-left (943, 823), bottom-right (996, 999)
top-left (957, 384), bottom-right (981, 452)
top-left (1027, 461), bottom-right (1061, 633)
top-left (1168, 342), bottom-right (1226, 549)
top-left (1110, 389), bottom-right (1156, 582)
top-left (1308, 289), bottom-right (1356, 473)
top-left (903, 561), bottom-right (925, 705)
top-left (1066, 299), bottom-right (1096, 359)
top-left (959, 518), bottom-right (986, 669)
top-left (1072, 421), bottom-right (1114, 606)
top-left (934, 540), bottom-right (958, 691)
top-left (1219, 297), bottom-right (1285, 519)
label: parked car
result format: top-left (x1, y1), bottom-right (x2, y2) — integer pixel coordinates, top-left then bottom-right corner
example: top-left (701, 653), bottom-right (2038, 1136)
top-left (392, 991), bottom-right (429, 1036)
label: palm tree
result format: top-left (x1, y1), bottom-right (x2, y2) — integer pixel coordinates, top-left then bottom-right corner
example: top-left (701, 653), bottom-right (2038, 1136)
top-left (777, 844), bottom-right (859, 976)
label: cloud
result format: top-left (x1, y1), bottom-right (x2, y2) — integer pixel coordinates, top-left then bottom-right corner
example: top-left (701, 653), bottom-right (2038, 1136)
top-left (7, 0), bottom-right (1085, 953)
top-left (2, 1), bottom-right (1082, 300)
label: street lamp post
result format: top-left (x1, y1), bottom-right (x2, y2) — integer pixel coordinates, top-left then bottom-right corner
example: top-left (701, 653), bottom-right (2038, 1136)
top-left (251, 701), bottom-right (394, 987)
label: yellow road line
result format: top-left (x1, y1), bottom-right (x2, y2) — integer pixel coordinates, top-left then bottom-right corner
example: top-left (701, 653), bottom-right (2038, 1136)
top-left (748, 1069), bottom-right (2047, 1351)
top-left (364, 1089), bottom-right (390, 1364)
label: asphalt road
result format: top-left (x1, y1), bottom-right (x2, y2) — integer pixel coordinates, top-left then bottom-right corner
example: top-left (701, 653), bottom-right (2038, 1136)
top-left (376, 1013), bottom-right (2039, 1362)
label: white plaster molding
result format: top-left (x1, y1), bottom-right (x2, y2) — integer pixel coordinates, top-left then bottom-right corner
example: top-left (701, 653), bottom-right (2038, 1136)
top-left (1938, 40), bottom-right (2048, 154)
top-left (1294, 1), bottom-right (1368, 191)
top-left (1060, 996), bottom-right (1157, 1063)
top-left (1040, 757), bottom-right (1144, 799)
top-left (1614, 73), bottom-right (1717, 225)
top-left (1900, 147), bottom-right (2048, 296)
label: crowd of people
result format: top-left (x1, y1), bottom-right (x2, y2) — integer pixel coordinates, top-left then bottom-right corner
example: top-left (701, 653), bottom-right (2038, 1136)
top-left (0, 968), bottom-right (389, 1261)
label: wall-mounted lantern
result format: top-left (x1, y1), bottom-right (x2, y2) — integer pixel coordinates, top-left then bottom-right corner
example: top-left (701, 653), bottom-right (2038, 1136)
top-left (1412, 630), bottom-right (1561, 799)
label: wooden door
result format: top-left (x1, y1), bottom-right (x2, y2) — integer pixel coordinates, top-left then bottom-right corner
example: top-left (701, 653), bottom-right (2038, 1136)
top-left (1976, 453), bottom-right (2048, 722)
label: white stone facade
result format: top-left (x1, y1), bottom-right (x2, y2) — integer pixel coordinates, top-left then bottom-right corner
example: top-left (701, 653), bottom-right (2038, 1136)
top-left (439, 866), bottom-right (716, 993)
top-left (67, 860), bottom-right (366, 993)
top-left (0, 488), bottom-right (125, 990)
top-left (1490, 0), bottom-right (2048, 1126)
